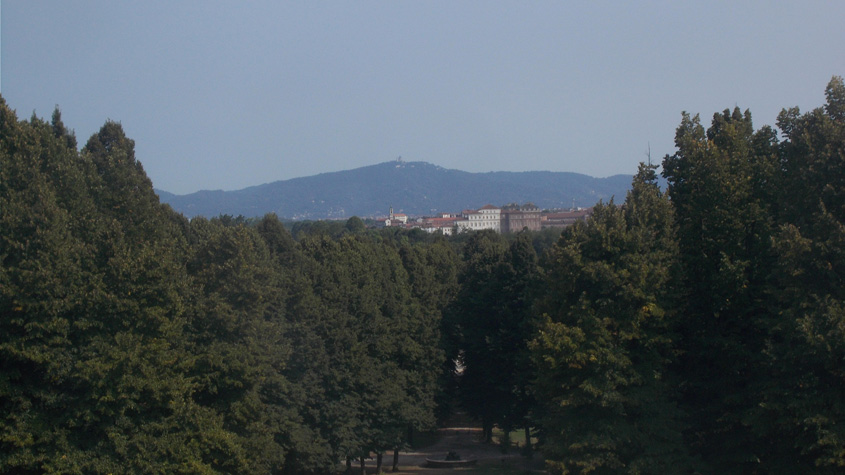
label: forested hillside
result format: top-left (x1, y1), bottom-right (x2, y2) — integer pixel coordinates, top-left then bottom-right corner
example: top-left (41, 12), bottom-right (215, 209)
top-left (157, 161), bottom-right (632, 219)
top-left (2, 77), bottom-right (844, 474)
top-left (0, 102), bottom-right (454, 473)
top-left (530, 77), bottom-right (845, 474)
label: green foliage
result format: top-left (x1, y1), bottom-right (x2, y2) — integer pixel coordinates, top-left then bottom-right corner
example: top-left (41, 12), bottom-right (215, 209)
top-left (399, 238), bottom-right (461, 422)
top-left (762, 76), bottom-right (845, 471)
top-left (0, 99), bottom-right (223, 473)
top-left (309, 234), bottom-right (442, 454)
top-left (185, 218), bottom-right (288, 472)
top-left (0, 99), bottom-right (446, 473)
top-left (532, 164), bottom-right (691, 474)
top-left (4, 78), bottom-right (845, 474)
top-left (663, 105), bottom-right (782, 472)
top-left (450, 230), bottom-right (541, 441)
top-left (345, 216), bottom-right (366, 234)
top-left (51, 106), bottom-right (77, 150)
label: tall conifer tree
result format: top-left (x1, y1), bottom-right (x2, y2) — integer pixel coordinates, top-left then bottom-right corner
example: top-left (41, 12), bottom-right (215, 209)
top-left (532, 164), bottom-right (691, 474)
top-left (765, 76), bottom-right (845, 471)
top-left (662, 107), bottom-right (779, 471)
top-left (1, 103), bottom-right (225, 472)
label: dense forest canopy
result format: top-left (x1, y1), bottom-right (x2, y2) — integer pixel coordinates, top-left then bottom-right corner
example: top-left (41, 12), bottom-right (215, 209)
top-left (1, 77), bottom-right (844, 474)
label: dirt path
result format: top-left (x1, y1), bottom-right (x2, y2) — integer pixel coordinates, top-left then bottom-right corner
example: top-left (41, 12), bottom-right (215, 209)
top-left (353, 428), bottom-right (546, 474)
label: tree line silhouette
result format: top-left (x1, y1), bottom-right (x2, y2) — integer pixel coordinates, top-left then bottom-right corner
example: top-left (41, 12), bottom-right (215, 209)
top-left (2, 77), bottom-right (844, 473)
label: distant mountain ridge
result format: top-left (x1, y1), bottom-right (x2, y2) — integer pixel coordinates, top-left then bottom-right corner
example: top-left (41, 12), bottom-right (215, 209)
top-left (157, 160), bottom-right (633, 219)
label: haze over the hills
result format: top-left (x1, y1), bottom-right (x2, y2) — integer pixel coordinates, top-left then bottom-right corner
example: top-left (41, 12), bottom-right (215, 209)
top-left (157, 160), bottom-right (632, 219)
top-left (4, 3), bottom-right (843, 194)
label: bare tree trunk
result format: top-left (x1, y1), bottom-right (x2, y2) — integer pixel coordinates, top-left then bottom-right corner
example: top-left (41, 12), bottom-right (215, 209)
top-left (501, 428), bottom-right (511, 453)
top-left (376, 452), bottom-right (383, 473)
top-left (482, 419), bottom-right (493, 443)
top-left (392, 448), bottom-right (400, 472)
top-left (524, 425), bottom-right (533, 456)
top-left (360, 455), bottom-right (366, 474)
top-left (346, 456), bottom-right (352, 473)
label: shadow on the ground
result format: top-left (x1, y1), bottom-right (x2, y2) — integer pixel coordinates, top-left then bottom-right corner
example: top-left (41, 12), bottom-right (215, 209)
top-left (348, 428), bottom-right (546, 474)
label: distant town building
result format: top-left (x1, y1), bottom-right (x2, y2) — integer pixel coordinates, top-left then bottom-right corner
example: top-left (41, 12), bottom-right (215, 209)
top-left (419, 217), bottom-right (460, 235)
top-left (377, 204), bottom-right (591, 234)
top-left (379, 206), bottom-right (410, 227)
top-left (389, 206), bottom-right (408, 224)
top-left (501, 203), bottom-right (541, 233)
top-left (459, 204), bottom-right (501, 232)
top-left (541, 208), bottom-right (592, 229)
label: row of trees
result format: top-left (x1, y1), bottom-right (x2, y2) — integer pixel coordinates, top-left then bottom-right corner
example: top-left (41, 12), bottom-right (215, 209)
top-left (2, 77), bottom-right (844, 474)
top-left (434, 77), bottom-right (845, 474)
top-left (0, 100), bottom-right (459, 473)
top-left (524, 77), bottom-right (845, 473)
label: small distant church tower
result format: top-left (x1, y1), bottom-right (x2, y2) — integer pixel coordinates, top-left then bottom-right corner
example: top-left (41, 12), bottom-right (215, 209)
top-left (389, 206), bottom-right (394, 221)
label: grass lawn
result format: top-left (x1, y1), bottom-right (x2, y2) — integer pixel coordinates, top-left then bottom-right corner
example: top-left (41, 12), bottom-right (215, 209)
top-left (491, 427), bottom-right (539, 453)
top-left (409, 430), bottom-right (440, 450)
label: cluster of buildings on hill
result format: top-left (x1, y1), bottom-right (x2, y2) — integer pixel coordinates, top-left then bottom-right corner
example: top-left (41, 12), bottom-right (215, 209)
top-left (379, 204), bottom-right (592, 235)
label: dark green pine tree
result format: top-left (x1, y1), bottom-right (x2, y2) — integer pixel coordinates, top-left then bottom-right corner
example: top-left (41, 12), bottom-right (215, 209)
top-left (51, 105), bottom-right (77, 150)
top-left (449, 230), bottom-right (541, 447)
top-left (398, 238), bottom-right (460, 428)
top-left (662, 107), bottom-right (779, 472)
top-left (83, 121), bottom-right (176, 244)
top-left (253, 216), bottom-right (348, 474)
top-left (290, 230), bottom-right (448, 472)
top-left (763, 76), bottom-right (845, 471)
top-left (531, 163), bottom-right (692, 474)
top-left (73, 120), bottom-right (231, 473)
top-left (495, 232), bottom-right (541, 452)
top-left (252, 213), bottom-right (333, 473)
top-left (291, 233), bottom-right (389, 468)
top-left (362, 238), bottom-right (440, 473)
top-left (0, 100), bottom-right (96, 472)
top-left (1, 103), bottom-right (224, 472)
top-left (185, 217), bottom-right (290, 473)
top-left (450, 230), bottom-right (508, 441)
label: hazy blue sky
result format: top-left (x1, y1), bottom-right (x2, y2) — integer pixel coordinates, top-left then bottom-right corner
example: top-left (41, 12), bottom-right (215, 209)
top-left (3, 1), bottom-right (843, 194)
